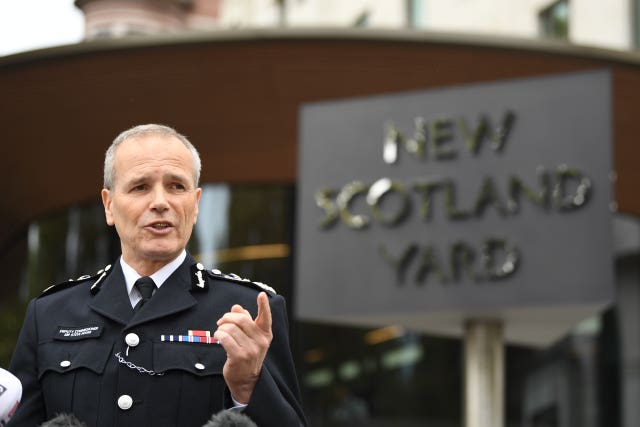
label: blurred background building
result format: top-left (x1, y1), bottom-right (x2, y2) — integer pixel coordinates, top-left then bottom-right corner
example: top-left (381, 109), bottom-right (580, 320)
top-left (73, 0), bottom-right (633, 50)
top-left (1, 1), bottom-right (639, 426)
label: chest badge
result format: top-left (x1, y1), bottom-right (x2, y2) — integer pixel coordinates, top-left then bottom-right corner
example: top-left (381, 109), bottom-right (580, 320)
top-left (160, 329), bottom-right (220, 345)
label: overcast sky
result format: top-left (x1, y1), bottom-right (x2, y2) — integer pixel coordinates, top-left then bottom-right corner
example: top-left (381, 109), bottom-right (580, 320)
top-left (0, 0), bottom-right (83, 56)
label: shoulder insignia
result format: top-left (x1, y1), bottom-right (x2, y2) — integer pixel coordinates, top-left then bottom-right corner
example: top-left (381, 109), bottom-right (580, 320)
top-left (190, 262), bottom-right (209, 292)
top-left (206, 268), bottom-right (277, 296)
top-left (38, 264), bottom-right (113, 298)
top-left (90, 264), bottom-right (113, 294)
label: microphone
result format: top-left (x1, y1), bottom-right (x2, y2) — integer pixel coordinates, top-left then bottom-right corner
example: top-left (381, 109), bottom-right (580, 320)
top-left (39, 413), bottom-right (87, 427)
top-left (202, 410), bottom-right (257, 427)
top-left (39, 411), bottom-right (254, 427)
top-left (0, 368), bottom-right (21, 426)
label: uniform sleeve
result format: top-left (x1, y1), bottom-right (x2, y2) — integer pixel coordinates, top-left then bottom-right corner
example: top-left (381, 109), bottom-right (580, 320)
top-left (244, 295), bottom-right (307, 426)
top-left (7, 299), bottom-right (46, 426)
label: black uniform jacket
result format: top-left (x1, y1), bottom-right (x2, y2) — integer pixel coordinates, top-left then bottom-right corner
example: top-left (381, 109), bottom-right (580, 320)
top-left (8, 255), bottom-right (306, 427)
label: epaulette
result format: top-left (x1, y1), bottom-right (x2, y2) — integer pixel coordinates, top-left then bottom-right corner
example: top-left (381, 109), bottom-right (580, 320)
top-left (205, 268), bottom-right (277, 296)
top-left (39, 264), bottom-right (113, 298)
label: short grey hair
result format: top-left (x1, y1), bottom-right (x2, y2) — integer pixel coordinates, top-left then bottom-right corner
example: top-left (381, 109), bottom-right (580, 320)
top-left (103, 124), bottom-right (202, 189)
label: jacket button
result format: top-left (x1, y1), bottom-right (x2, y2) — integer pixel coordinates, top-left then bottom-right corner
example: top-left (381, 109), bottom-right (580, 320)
top-left (60, 360), bottom-right (71, 368)
top-left (125, 333), bottom-right (140, 347)
top-left (194, 363), bottom-right (205, 370)
top-left (118, 394), bottom-right (133, 410)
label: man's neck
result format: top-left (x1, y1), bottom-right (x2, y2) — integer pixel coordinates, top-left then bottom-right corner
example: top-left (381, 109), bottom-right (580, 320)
top-left (121, 251), bottom-right (186, 277)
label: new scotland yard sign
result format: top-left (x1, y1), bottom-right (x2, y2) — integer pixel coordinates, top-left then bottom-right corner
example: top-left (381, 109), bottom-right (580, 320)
top-left (295, 70), bottom-right (615, 346)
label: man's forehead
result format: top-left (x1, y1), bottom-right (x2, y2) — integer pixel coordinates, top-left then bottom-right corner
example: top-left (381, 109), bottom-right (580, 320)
top-left (125, 170), bottom-right (190, 181)
top-left (112, 135), bottom-right (196, 182)
top-left (114, 135), bottom-right (192, 163)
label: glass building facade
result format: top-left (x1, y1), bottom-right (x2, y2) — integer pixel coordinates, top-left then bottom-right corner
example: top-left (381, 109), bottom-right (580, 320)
top-left (0, 183), bottom-right (636, 427)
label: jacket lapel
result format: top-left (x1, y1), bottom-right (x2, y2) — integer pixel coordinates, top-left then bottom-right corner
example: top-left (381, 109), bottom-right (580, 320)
top-left (126, 255), bottom-right (198, 328)
top-left (88, 255), bottom-right (199, 328)
top-left (88, 261), bottom-right (134, 325)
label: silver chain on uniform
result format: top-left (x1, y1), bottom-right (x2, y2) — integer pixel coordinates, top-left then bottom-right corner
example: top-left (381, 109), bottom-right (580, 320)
top-left (114, 352), bottom-right (165, 376)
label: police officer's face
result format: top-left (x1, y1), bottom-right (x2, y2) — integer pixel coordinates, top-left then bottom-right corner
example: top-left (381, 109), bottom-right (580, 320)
top-left (101, 135), bottom-right (202, 273)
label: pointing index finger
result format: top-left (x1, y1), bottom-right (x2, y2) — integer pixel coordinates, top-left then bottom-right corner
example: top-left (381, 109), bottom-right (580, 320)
top-left (255, 292), bottom-right (272, 333)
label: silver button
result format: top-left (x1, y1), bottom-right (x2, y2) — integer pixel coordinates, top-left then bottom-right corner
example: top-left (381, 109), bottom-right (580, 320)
top-left (60, 360), bottom-right (71, 368)
top-left (118, 394), bottom-right (133, 410)
top-left (125, 333), bottom-right (140, 347)
top-left (196, 263), bottom-right (204, 271)
top-left (194, 363), bottom-right (205, 370)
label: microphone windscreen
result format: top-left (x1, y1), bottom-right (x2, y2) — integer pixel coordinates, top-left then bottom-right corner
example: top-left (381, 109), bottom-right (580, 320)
top-left (39, 413), bottom-right (87, 427)
top-left (202, 410), bottom-right (257, 427)
top-left (0, 367), bottom-right (21, 425)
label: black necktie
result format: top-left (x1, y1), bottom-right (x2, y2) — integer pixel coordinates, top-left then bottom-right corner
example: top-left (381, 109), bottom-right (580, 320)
top-left (133, 276), bottom-right (156, 312)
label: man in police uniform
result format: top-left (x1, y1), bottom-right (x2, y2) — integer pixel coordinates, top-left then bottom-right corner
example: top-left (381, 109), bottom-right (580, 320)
top-left (8, 124), bottom-right (306, 426)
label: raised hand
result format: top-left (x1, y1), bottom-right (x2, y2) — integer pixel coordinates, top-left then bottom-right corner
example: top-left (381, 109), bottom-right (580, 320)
top-left (213, 292), bottom-right (273, 404)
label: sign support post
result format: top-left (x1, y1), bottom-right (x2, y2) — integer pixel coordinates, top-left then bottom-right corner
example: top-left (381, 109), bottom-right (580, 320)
top-left (464, 319), bottom-right (504, 427)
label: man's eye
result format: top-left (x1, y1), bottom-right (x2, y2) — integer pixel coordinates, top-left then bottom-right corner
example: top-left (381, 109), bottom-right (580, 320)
top-left (170, 183), bottom-right (186, 191)
top-left (131, 185), bottom-right (147, 192)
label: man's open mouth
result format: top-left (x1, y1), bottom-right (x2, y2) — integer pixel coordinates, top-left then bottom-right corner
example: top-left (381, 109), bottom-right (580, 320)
top-left (149, 222), bottom-right (172, 229)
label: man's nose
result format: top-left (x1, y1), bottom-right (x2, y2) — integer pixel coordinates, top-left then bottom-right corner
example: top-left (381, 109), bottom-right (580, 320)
top-left (149, 187), bottom-right (170, 211)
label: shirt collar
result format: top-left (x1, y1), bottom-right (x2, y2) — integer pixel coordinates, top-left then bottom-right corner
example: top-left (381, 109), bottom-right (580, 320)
top-left (120, 250), bottom-right (187, 297)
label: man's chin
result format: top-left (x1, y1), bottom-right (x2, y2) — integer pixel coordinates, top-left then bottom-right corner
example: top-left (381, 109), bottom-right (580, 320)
top-left (138, 244), bottom-right (183, 262)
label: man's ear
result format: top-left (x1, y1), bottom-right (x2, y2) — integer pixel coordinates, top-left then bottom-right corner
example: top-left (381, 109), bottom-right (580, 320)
top-left (193, 187), bottom-right (202, 224)
top-left (101, 188), bottom-right (115, 226)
